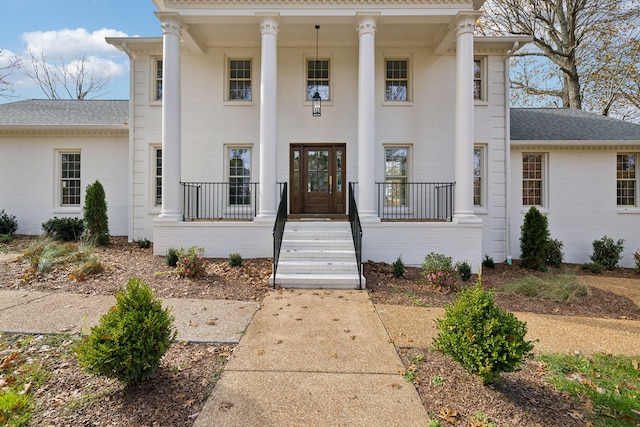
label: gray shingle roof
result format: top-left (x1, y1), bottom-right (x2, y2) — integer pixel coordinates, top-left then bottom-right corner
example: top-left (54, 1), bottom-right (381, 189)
top-left (511, 108), bottom-right (640, 141)
top-left (0, 99), bottom-right (128, 126)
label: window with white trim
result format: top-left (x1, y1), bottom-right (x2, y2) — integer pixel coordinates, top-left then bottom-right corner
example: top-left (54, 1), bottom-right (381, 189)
top-left (229, 59), bottom-right (252, 101)
top-left (60, 152), bottom-right (81, 206)
top-left (306, 59), bottom-right (329, 101)
top-left (384, 147), bottom-right (409, 206)
top-left (385, 59), bottom-right (409, 101)
top-left (228, 147), bottom-right (252, 205)
top-left (473, 57), bottom-right (486, 101)
top-left (153, 147), bottom-right (162, 207)
top-left (522, 153), bottom-right (544, 206)
top-left (473, 145), bottom-right (485, 207)
top-left (153, 58), bottom-right (163, 101)
top-left (617, 153), bottom-right (637, 206)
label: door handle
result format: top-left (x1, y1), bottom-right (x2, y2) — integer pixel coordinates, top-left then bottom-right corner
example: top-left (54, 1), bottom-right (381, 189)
top-left (329, 175), bottom-right (333, 195)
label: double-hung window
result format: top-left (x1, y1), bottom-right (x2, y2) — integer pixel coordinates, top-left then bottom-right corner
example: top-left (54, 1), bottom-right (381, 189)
top-left (307, 59), bottom-right (329, 101)
top-left (154, 147), bottom-right (162, 207)
top-left (384, 147), bottom-right (409, 206)
top-left (473, 58), bottom-right (486, 101)
top-left (60, 152), bottom-right (81, 206)
top-left (473, 146), bottom-right (486, 207)
top-left (228, 148), bottom-right (252, 206)
top-left (522, 153), bottom-right (544, 206)
top-left (154, 59), bottom-right (163, 101)
top-left (229, 59), bottom-right (252, 101)
top-left (617, 153), bottom-right (637, 206)
top-left (385, 59), bottom-right (408, 101)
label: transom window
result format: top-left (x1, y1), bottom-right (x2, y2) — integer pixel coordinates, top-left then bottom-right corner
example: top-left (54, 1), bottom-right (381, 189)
top-left (154, 59), bottom-right (163, 101)
top-left (522, 153), bottom-right (544, 206)
top-left (385, 59), bottom-right (408, 101)
top-left (229, 60), bottom-right (252, 101)
top-left (617, 153), bottom-right (637, 206)
top-left (384, 147), bottom-right (409, 206)
top-left (307, 59), bottom-right (329, 101)
top-left (154, 147), bottom-right (162, 207)
top-left (228, 148), bottom-right (252, 205)
top-left (61, 152), bottom-right (81, 206)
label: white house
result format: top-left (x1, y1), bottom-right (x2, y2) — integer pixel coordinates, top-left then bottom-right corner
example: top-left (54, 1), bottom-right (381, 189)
top-left (1, 0), bottom-right (639, 286)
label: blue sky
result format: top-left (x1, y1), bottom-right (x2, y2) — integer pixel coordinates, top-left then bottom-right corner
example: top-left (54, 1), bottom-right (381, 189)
top-left (0, 0), bottom-right (162, 102)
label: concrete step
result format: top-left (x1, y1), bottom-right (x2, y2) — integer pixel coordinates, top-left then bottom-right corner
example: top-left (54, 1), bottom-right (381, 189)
top-left (276, 260), bottom-right (358, 274)
top-left (271, 273), bottom-right (364, 289)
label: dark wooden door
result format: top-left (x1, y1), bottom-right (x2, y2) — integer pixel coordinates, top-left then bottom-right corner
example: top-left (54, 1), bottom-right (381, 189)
top-left (290, 144), bottom-right (345, 214)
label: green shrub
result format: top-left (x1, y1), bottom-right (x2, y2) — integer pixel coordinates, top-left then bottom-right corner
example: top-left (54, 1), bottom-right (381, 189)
top-left (433, 281), bottom-right (535, 384)
top-left (635, 251), bottom-right (640, 273)
top-left (83, 180), bottom-right (110, 245)
top-left (519, 206), bottom-right (551, 270)
top-left (228, 252), bottom-right (243, 267)
top-left (176, 246), bottom-right (208, 278)
top-left (590, 235), bottom-right (624, 270)
top-left (546, 238), bottom-right (564, 268)
top-left (42, 217), bottom-right (84, 242)
top-left (75, 278), bottom-right (177, 385)
top-left (392, 256), bottom-right (405, 278)
top-left (422, 252), bottom-right (456, 291)
top-left (166, 248), bottom-right (179, 267)
top-left (498, 270), bottom-right (589, 303)
top-left (136, 238), bottom-right (151, 249)
top-left (0, 209), bottom-right (18, 235)
top-left (0, 234), bottom-right (13, 244)
top-left (455, 261), bottom-right (471, 282)
top-left (482, 255), bottom-right (495, 269)
top-left (581, 262), bottom-right (606, 274)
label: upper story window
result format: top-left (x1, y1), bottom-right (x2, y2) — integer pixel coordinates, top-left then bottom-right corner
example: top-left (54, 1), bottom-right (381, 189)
top-left (384, 146), bottom-right (409, 206)
top-left (617, 153), bottom-right (637, 206)
top-left (385, 59), bottom-right (408, 101)
top-left (522, 153), bottom-right (544, 206)
top-left (229, 59), bottom-right (252, 101)
top-left (60, 152), bottom-right (81, 206)
top-left (307, 59), bottom-right (329, 101)
top-left (474, 58), bottom-right (485, 101)
top-left (154, 58), bottom-right (163, 101)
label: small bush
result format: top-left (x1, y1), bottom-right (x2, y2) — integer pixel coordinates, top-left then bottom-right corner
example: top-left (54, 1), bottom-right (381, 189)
top-left (482, 255), bottom-right (495, 269)
top-left (83, 180), bottom-right (110, 245)
top-left (590, 236), bottom-right (624, 270)
top-left (455, 261), bottom-right (471, 282)
top-left (582, 262), bottom-right (606, 274)
top-left (635, 251), bottom-right (640, 273)
top-left (136, 238), bottom-right (151, 249)
top-left (74, 278), bottom-right (177, 385)
top-left (0, 209), bottom-right (18, 235)
top-left (176, 246), bottom-right (208, 278)
top-left (393, 256), bottom-right (405, 278)
top-left (520, 206), bottom-right (551, 271)
top-left (546, 238), bottom-right (564, 268)
top-left (498, 270), bottom-right (590, 303)
top-left (433, 279), bottom-right (535, 384)
top-left (422, 252), bottom-right (456, 291)
top-left (0, 233), bottom-right (13, 243)
top-left (70, 257), bottom-right (104, 281)
top-left (42, 217), bottom-right (84, 242)
top-left (228, 252), bottom-right (243, 267)
top-left (166, 248), bottom-right (179, 267)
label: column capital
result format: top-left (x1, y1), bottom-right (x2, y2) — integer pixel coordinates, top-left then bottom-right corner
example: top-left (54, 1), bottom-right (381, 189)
top-left (155, 12), bottom-right (183, 37)
top-left (454, 11), bottom-right (482, 36)
top-left (355, 13), bottom-right (380, 37)
top-left (258, 13), bottom-right (280, 37)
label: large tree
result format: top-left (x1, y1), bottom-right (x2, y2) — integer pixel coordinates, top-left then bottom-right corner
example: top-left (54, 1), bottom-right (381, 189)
top-left (0, 49), bottom-right (19, 98)
top-left (480, 0), bottom-right (640, 120)
top-left (18, 49), bottom-right (111, 100)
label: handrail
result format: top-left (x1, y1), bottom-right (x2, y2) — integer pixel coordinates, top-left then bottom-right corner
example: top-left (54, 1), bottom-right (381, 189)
top-left (348, 182), bottom-right (363, 290)
top-left (272, 182), bottom-right (288, 286)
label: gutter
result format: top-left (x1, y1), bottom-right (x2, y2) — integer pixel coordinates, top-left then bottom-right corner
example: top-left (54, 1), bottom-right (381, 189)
top-left (504, 41), bottom-right (519, 264)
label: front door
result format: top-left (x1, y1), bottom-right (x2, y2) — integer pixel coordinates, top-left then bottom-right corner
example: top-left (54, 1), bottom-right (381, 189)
top-left (290, 143), bottom-right (346, 214)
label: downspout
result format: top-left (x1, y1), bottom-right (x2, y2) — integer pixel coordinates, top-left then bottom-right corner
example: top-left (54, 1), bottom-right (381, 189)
top-left (504, 42), bottom-right (519, 264)
top-left (120, 43), bottom-right (136, 242)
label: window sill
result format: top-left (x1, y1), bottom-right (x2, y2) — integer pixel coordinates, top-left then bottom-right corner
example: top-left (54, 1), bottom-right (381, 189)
top-left (521, 207), bottom-right (549, 215)
top-left (474, 100), bottom-right (489, 106)
top-left (53, 207), bottom-right (81, 215)
top-left (148, 101), bottom-right (162, 107)
top-left (224, 100), bottom-right (254, 106)
top-left (617, 207), bottom-right (640, 214)
top-left (382, 101), bottom-right (413, 107)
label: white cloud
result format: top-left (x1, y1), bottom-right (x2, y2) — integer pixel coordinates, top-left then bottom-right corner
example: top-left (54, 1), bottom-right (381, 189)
top-left (21, 28), bottom-right (128, 59)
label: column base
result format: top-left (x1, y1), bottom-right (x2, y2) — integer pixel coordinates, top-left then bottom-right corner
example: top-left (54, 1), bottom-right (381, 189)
top-left (254, 213), bottom-right (277, 223)
top-left (453, 212), bottom-right (481, 224)
top-left (156, 212), bottom-right (182, 223)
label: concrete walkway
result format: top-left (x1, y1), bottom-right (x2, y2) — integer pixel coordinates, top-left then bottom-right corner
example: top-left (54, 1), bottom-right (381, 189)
top-left (1, 287), bottom-right (639, 426)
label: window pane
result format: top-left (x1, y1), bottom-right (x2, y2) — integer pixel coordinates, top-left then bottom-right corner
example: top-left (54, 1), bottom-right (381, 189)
top-left (307, 60), bottom-right (329, 101)
top-left (229, 148), bottom-right (251, 205)
top-left (384, 147), bottom-right (408, 206)
top-left (617, 154), bottom-right (637, 206)
top-left (385, 60), bottom-right (408, 101)
top-left (61, 153), bottom-right (81, 206)
top-left (229, 60), bottom-right (252, 100)
top-left (474, 148), bottom-right (482, 206)
top-left (156, 59), bottom-right (163, 100)
top-left (522, 154), bottom-right (543, 206)
top-left (155, 149), bottom-right (162, 206)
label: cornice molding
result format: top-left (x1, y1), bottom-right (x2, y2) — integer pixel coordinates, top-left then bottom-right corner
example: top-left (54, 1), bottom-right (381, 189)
top-left (0, 128), bottom-right (128, 138)
top-left (511, 143), bottom-right (640, 151)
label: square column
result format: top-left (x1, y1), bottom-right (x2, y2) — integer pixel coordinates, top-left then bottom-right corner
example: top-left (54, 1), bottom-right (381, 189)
top-left (257, 14), bottom-right (279, 220)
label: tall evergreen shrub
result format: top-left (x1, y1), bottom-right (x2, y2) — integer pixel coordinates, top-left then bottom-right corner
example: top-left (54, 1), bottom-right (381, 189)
top-left (519, 206), bottom-right (550, 270)
top-left (83, 180), bottom-right (110, 245)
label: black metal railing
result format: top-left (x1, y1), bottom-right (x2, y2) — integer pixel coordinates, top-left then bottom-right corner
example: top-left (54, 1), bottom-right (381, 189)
top-left (181, 182), bottom-right (259, 220)
top-left (348, 182), bottom-right (363, 289)
top-left (272, 182), bottom-right (288, 285)
top-left (376, 182), bottom-right (455, 221)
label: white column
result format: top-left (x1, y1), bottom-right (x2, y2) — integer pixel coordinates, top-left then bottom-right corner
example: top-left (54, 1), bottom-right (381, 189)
top-left (157, 12), bottom-right (182, 222)
top-left (356, 13), bottom-right (379, 220)
top-left (257, 14), bottom-right (279, 219)
top-left (453, 12), bottom-right (480, 222)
